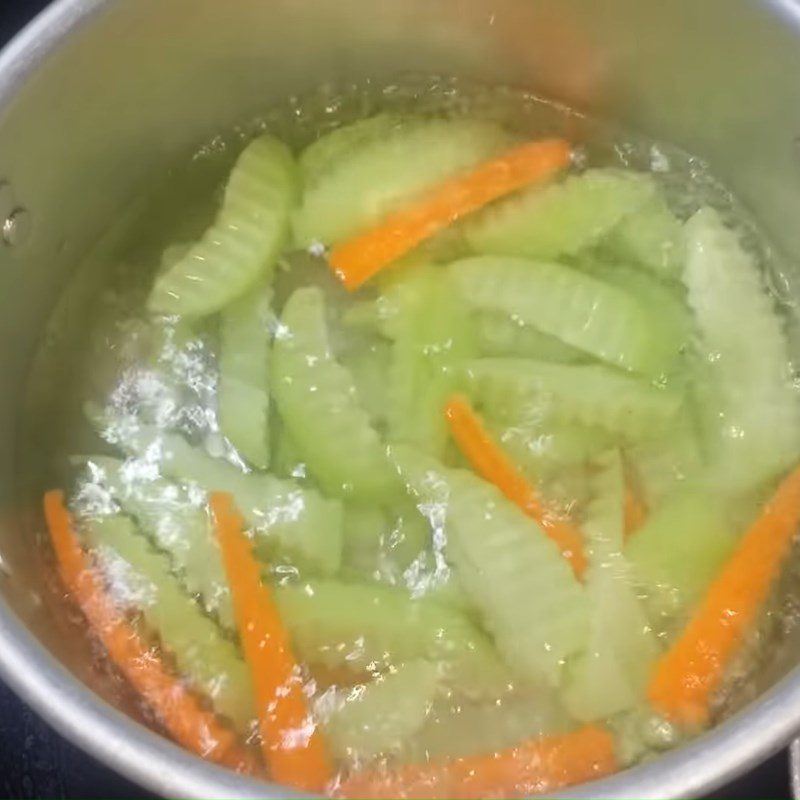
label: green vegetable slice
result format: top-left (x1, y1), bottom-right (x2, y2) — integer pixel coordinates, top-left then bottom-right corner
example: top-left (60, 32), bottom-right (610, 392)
top-left (339, 339), bottom-right (391, 430)
top-left (626, 411), bottom-right (704, 507)
top-left (625, 487), bottom-right (736, 622)
top-left (561, 451), bottom-right (659, 721)
top-left (683, 207), bottom-right (800, 490)
top-left (87, 412), bottom-right (343, 575)
top-left (385, 266), bottom-right (477, 456)
top-left (273, 286), bottom-right (398, 501)
top-left (322, 660), bottom-right (439, 762)
top-left (394, 446), bottom-right (589, 686)
top-left (589, 262), bottom-right (693, 378)
top-left (149, 135), bottom-right (297, 316)
top-left (497, 419), bottom-right (615, 472)
top-left (450, 256), bottom-right (669, 375)
top-left (464, 358), bottom-right (682, 440)
top-left (341, 503), bottom-right (391, 580)
top-left (218, 285), bottom-right (273, 469)
top-left (75, 455), bottom-right (233, 627)
top-left (85, 515), bottom-right (254, 733)
top-left (603, 196), bottom-right (685, 280)
top-left (466, 168), bottom-right (656, 260)
top-left (293, 118), bottom-right (512, 247)
top-left (401, 689), bottom-right (570, 763)
top-left (475, 311), bottom-right (587, 364)
top-left (299, 113), bottom-right (404, 188)
top-left (275, 579), bottom-right (512, 698)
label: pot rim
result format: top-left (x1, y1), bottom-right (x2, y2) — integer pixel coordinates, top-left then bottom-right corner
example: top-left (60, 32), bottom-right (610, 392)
top-left (2, 1), bottom-right (800, 797)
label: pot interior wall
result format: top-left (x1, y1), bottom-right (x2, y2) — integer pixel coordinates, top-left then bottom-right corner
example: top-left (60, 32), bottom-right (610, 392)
top-left (0, 0), bottom-right (800, 758)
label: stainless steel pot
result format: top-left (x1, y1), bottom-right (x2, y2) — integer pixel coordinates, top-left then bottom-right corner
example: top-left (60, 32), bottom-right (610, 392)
top-left (2, 0), bottom-right (800, 797)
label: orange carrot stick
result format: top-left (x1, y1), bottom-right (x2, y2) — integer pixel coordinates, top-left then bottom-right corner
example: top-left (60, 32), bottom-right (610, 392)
top-left (444, 395), bottom-right (587, 577)
top-left (329, 138), bottom-right (573, 290)
top-left (649, 463), bottom-right (800, 725)
top-left (335, 725), bottom-right (616, 799)
top-left (624, 482), bottom-right (647, 538)
top-left (210, 492), bottom-right (332, 792)
top-left (42, 491), bottom-right (254, 773)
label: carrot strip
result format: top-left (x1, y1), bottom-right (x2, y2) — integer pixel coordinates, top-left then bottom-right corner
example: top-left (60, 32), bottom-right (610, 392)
top-left (42, 491), bottom-right (254, 773)
top-left (649, 463), bottom-right (800, 725)
top-left (335, 725), bottom-right (616, 799)
top-left (444, 395), bottom-right (587, 577)
top-left (210, 492), bottom-right (332, 792)
top-left (624, 482), bottom-right (647, 538)
top-left (329, 138), bottom-right (573, 290)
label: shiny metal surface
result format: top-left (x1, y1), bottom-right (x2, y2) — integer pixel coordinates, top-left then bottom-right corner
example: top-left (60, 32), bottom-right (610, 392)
top-left (790, 737), bottom-right (800, 799)
top-left (1, 0), bottom-right (800, 797)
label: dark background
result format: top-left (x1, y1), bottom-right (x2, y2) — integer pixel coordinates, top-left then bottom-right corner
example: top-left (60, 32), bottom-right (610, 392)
top-left (0, 1), bottom-right (793, 798)
top-left (0, 2), bottom-right (50, 37)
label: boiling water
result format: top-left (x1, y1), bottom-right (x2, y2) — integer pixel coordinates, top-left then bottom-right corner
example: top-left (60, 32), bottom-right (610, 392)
top-left (17, 75), bottom-right (800, 788)
top-left (25, 74), bottom-right (788, 477)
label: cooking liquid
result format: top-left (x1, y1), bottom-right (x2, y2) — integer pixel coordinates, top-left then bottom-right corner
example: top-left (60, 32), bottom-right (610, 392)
top-left (17, 75), bottom-right (800, 793)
